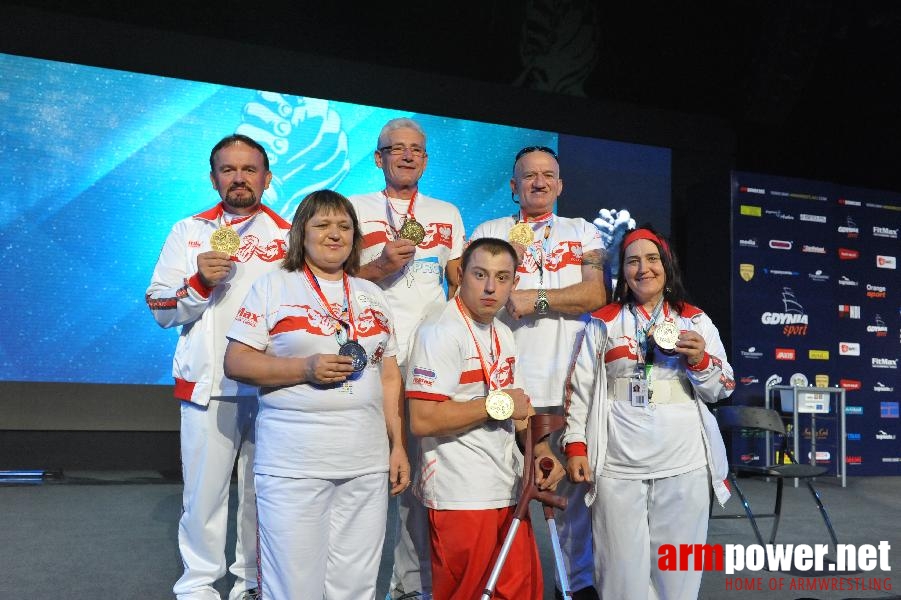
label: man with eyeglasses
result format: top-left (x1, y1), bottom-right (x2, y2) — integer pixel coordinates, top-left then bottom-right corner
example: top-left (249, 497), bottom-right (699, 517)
top-left (469, 145), bottom-right (607, 600)
top-left (349, 117), bottom-right (465, 600)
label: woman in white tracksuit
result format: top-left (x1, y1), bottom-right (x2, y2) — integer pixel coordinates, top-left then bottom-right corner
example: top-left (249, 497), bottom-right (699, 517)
top-left (562, 226), bottom-right (734, 600)
top-left (224, 190), bottom-right (410, 600)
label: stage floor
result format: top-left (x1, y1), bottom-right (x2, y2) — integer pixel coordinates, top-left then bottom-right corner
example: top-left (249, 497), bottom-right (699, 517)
top-left (2, 471), bottom-right (898, 599)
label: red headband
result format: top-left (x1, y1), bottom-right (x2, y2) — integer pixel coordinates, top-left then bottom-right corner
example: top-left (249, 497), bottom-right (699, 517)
top-left (622, 228), bottom-right (671, 259)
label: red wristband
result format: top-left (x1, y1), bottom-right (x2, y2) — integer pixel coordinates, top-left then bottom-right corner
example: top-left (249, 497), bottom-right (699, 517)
top-left (564, 442), bottom-right (587, 458)
top-left (687, 352), bottom-right (710, 371)
top-left (187, 273), bottom-right (214, 298)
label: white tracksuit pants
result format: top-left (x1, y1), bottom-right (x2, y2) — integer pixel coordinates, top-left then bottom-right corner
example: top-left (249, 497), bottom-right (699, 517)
top-left (592, 467), bottom-right (709, 600)
top-left (174, 396), bottom-right (258, 600)
top-left (256, 472), bottom-right (388, 600)
top-left (386, 428), bottom-right (432, 599)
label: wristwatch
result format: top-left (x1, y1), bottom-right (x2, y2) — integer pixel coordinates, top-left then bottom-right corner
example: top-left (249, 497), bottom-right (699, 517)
top-left (535, 288), bottom-right (550, 315)
top-left (485, 389), bottom-right (515, 420)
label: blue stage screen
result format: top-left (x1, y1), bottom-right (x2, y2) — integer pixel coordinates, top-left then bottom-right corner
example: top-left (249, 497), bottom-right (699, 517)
top-left (0, 52), bottom-right (670, 385)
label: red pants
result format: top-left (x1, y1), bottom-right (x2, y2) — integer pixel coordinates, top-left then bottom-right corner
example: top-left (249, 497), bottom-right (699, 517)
top-left (429, 506), bottom-right (543, 600)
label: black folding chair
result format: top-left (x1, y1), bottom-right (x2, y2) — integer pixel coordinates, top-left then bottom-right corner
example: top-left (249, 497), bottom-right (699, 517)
top-left (710, 405), bottom-right (838, 548)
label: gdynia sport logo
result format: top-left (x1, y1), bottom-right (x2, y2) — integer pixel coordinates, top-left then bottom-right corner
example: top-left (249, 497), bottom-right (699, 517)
top-left (658, 541), bottom-right (893, 592)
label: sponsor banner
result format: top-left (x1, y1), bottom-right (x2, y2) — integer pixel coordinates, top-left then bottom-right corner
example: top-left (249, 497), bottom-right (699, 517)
top-left (733, 171), bottom-right (901, 475)
top-left (838, 342), bottom-right (860, 356)
top-left (838, 217), bottom-right (859, 238)
top-left (763, 268), bottom-right (798, 277)
top-left (838, 304), bottom-right (860, 319)
top-left (872, 358), bottom-right (898, 369)
top-left (740, 347), bottom-right (762, 359)
top-left (765, 209), bottom-right (794, 221)
top-left (876, 255), bottom-right (896, 269)
top-left (775, 348), bottom-right (796, 361)
top-left (866, 284), bottom-right (887, 298)
top-left (867, 315), bottom-right (888, 336)
top-left (760, 288), bottom-right (808, 336)
top-left (873, 226), bottom-right (898, 238)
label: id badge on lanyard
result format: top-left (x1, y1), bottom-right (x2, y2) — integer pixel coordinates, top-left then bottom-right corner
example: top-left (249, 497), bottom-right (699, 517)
top-left (630, 363), bottom-right (649, 407)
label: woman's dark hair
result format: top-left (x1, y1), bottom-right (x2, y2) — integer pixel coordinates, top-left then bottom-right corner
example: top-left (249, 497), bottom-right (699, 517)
top-left (612, 223), bottom-right (690, 313)
top-left (283, 190), bottom-right (363, 275)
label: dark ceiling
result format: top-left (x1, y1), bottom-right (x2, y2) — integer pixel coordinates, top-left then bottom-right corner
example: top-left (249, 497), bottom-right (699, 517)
top-left (9, 0), bottom-right (901, 195)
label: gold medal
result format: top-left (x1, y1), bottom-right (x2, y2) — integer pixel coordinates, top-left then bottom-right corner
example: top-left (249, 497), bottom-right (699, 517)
top-left (399, 217), bottom-right (426, 245)
top-left (508, 222), bottom-right (535, 245)
top-left (210, 226), bottom-right (241, 255)
top-left (485, 389), bottom-right (514, 420)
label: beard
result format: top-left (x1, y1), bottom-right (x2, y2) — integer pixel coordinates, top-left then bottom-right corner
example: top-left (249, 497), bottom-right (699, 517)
top-left (223, 185), bottom-right (259, 210)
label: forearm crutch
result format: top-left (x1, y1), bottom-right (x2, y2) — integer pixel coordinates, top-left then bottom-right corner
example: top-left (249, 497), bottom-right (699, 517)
top-left (480, 414), bottom-right (572, 600)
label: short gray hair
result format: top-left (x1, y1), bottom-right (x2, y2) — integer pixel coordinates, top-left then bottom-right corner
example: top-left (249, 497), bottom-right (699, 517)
top-left (377, 118), bottom-right (427, 149)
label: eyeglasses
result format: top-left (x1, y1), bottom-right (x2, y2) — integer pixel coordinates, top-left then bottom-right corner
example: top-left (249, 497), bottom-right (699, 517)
top-left (378, 144), bottom-right (426, 158)
top-left (514, 145), bottom-right (558, 162)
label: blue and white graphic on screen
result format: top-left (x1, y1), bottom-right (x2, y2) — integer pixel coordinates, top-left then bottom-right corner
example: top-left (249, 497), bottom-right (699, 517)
top-left (0, 52), bottom-right (669, 385)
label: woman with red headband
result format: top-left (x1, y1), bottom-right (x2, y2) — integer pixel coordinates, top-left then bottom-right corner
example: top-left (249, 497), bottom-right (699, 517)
top-left (561, 225), bottom-right (734, 599)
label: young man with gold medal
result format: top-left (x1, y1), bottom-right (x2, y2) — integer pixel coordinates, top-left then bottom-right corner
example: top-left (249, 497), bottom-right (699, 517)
top-left (406, 237), bottom-right (565, 600)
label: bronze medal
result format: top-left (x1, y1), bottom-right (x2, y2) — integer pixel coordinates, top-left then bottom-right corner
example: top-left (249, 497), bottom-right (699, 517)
top-left (508, 222), bottom-right (535, 245)
top-left (651, 319), bottom-right (680, 354)
top-left (399, 217), bottom-right (426, 245)
top-left (210, 226), bottom-right (241, 255)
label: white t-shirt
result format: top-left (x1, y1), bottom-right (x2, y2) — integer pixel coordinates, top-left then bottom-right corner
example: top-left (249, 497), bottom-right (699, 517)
top-left (348, 191), bottom-right (465, 365)
top-left (406, 300), bottom-right (520, 510)
top-left (227, 268), bottom-right (398, 479)
top-left (470, 214), bottom-right (603, 407)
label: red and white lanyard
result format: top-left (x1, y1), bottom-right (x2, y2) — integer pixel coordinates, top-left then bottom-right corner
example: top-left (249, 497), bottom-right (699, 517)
top-left (455, 296), bottom-right (502, 390)
top-left (383, 190), bottom-right (419, 240)
top-left (302, 264), bottom-right (358, 344)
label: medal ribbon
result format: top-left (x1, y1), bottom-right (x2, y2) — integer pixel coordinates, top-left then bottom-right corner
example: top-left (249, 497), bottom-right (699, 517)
top-left (630, 299), bottom-right (667, 385)
top-left (383, 190), bottom-right (419, 240)
top-left (302, 264), bottom-right (358, 344)
top-left (219, 203), bottom-right (257, 227)
top-left (454, 296), bottom-right (503, 390)
top-left (515, 211), bottom-right (554, 286)
top-left (216, 204), bottom-right (259, 247)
